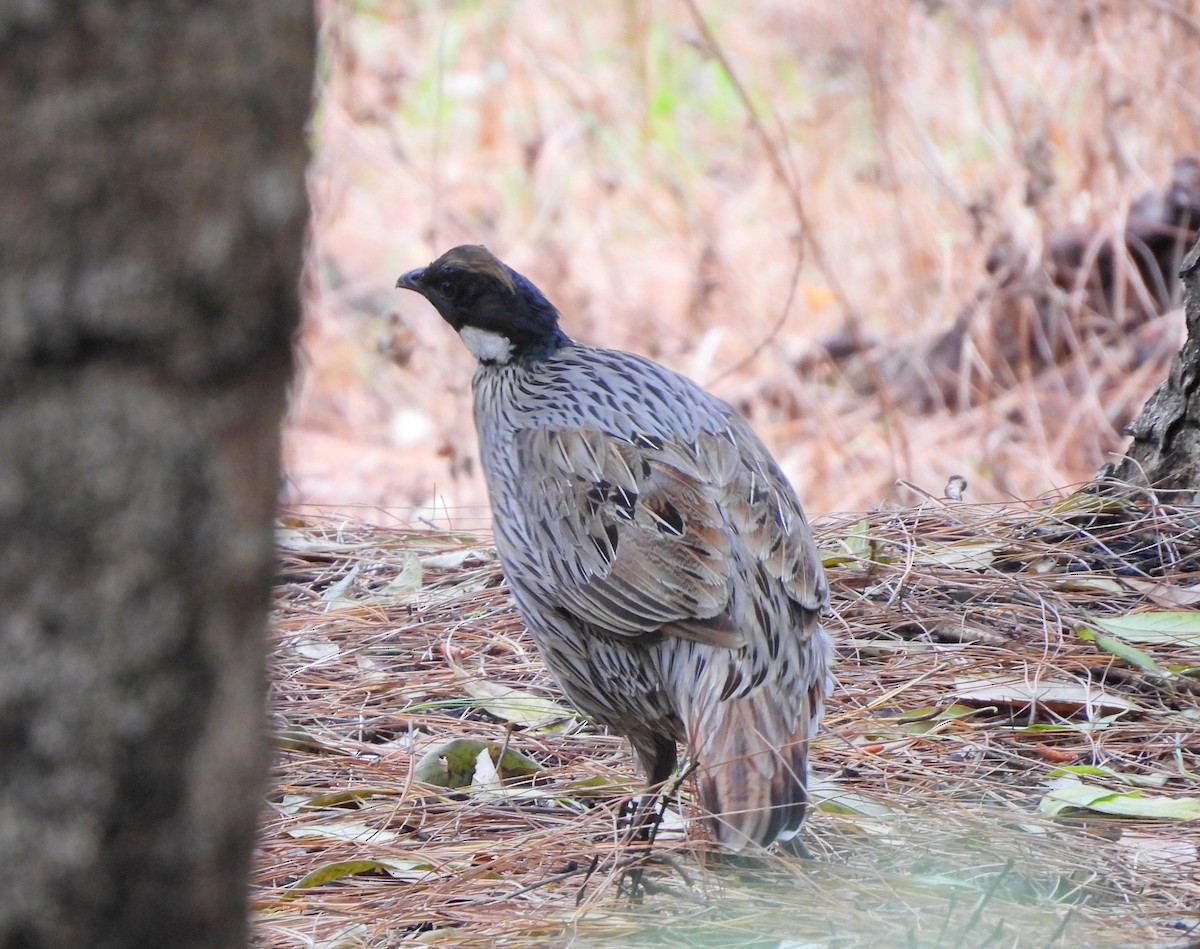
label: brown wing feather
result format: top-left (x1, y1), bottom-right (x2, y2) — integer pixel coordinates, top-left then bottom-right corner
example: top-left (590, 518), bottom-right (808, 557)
top-left (724, 447), bottom-right (827, 619)
top-left (513, 420), bottom-right (825, 650)
top-left (514, 425), bottom-right (739, 645)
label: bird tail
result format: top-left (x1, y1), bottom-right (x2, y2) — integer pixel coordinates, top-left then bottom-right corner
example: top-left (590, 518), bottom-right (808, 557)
top-left (689, 678), bottom-right (824, 852)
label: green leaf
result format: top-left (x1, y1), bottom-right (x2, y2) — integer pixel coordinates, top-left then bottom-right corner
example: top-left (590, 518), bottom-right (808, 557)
top-left (809, 776), bottom-right (896, 818)
top-left (1176, 747), bottom-right (1200, 782)
top-left (567, 774), bottom-right (631, 794)
top-left (273, 726), bottom-right (345, 755)
top-left (377, 552), bottom-right (423, 599)
top-left (288, 857), bottom-right (435, 891)
top-left (1040, 780), bottom-right (1200, 819)
top-left (892, 703), bottom-right (981, 733)
top-left (1005, 711), bottom-right (1129, 735)
top-left (1036, 491), bottom-right (1130, 519)
top-left (912, 541), bottom-right (1001, 570)
top-left (1047, 765), bottom-right (1169, 788)
top-left (1085, 611), bottom-right (1200, 646)
top-left (896, 703), bottom-right (979, 721)
top-left (1076, 626), bottom-right (1167, 675)
top-left (445, 652), bottom-right (573, 728)
top-left (1052, 576), bottom-right (1125, 595)
top-left (299, 787), bottom-right (402, 809)
top-left (321, 563), bottom-right (362, 610)
top-left (413, 738), bottom-right (541, 788)
top-left (472, 689), bottom-right (573, 729)
top-left (821, 518), bottom-right (875, 567)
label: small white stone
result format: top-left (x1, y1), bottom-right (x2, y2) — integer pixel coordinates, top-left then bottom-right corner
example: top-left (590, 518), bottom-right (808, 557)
top-left (459, 326), bottom-right (514, 363)
top-left (388, 408), bottom-right (434, 447)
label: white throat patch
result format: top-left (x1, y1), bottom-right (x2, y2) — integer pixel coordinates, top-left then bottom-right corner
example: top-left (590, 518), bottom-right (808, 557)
top-left (459, 326), bottom-right (514, 364)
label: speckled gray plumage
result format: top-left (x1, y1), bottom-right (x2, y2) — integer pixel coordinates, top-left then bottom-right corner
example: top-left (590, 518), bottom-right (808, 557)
top-left (398, 246), bottom-right (833, 851)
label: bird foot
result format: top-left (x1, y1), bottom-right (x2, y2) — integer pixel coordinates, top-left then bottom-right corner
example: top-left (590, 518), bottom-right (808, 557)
top-left (574, 845), bottom-right (699, 907)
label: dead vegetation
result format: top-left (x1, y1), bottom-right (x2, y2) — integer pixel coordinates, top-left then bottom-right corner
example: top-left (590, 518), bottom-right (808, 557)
top-left (289, 0), bottom-right (1200, 523)
top-left (255, 489), bottom-right (1200, 948)
top-left (804, 155), bottom-right (1200, 414)
top-left (270, 3), bottom-right (1200, 943)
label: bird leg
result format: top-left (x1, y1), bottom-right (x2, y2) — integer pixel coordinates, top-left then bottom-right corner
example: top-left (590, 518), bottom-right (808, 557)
top-left (623, 734), bottom-right (682, 846)
top-left (573, 757), bottom-right (699, 906)
top-left (614, 761), bottom-right (698, 902)
top-left (642, 760), bottom-right (698, 849)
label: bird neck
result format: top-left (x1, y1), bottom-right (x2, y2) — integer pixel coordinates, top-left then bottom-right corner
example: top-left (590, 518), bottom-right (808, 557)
top-left (523, 327), bottom-right (572, 362)
top-left (473, 326), bottom-right (571, 366)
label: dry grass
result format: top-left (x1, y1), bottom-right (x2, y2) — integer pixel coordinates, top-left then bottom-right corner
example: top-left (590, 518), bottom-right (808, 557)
top-left (288, 0), bottom-right (1198, 525)
top-left (270, 4), bottom-right (1200, 943)
top-left (254, 488), bottom-right (1200, 947)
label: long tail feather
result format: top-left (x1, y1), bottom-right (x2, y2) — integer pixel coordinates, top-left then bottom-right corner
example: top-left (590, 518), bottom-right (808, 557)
top-left (691, 677), bottom-right (823, 852)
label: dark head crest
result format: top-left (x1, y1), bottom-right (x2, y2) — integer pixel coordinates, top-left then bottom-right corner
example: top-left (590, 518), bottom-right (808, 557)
top-left (396, 245), bottom-right (568, 364)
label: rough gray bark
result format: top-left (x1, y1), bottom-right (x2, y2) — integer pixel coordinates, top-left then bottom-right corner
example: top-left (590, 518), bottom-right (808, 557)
top-left (1104, 237), bottom-right (1200, 493)
top-left (0, 4), bottom-right (312, 948)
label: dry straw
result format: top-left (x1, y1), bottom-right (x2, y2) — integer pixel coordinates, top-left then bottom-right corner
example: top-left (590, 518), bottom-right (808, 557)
top-left (256, 487), bottom-right (1200, 947)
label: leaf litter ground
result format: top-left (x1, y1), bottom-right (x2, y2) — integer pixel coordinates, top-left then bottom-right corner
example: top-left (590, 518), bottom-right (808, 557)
top-left (256, 486), bottom-right (1200, 948)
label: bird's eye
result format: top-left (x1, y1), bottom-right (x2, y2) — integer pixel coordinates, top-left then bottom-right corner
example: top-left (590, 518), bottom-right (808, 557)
top-left (438, 278), bottom-right (454, 296)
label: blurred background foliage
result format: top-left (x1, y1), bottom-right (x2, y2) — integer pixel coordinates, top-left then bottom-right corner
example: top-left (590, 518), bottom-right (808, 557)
top-left (289, 0), bottom-right (1199, 524)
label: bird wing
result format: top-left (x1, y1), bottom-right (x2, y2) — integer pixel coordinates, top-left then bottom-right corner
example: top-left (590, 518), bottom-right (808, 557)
top-left (719, 427), bottom-right (828, 621)
top-left (511, 421), bottom-right (825, 649)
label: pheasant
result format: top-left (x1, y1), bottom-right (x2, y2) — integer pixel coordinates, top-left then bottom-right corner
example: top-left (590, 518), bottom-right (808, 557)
top-left (397, 245), bottom-right (832, 851)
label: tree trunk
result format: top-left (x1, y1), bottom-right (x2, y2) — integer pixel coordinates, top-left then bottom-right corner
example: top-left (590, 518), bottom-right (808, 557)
top-left (1103, 237), bottom-right (1200, 493)
top-left (0, 4), bottom-right (312, 948)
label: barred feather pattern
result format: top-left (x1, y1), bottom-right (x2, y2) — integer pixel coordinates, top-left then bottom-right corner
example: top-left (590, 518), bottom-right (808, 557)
top-left (473, 342), bottom-right (833, 851)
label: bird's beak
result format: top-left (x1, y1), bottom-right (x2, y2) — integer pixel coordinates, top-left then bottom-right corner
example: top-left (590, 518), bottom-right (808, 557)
top-left (395, 267), bottom-right (425, 292)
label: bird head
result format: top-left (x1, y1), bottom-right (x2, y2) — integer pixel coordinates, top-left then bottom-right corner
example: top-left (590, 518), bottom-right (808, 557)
top-left (396, 245), bottom-right (569, 365)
